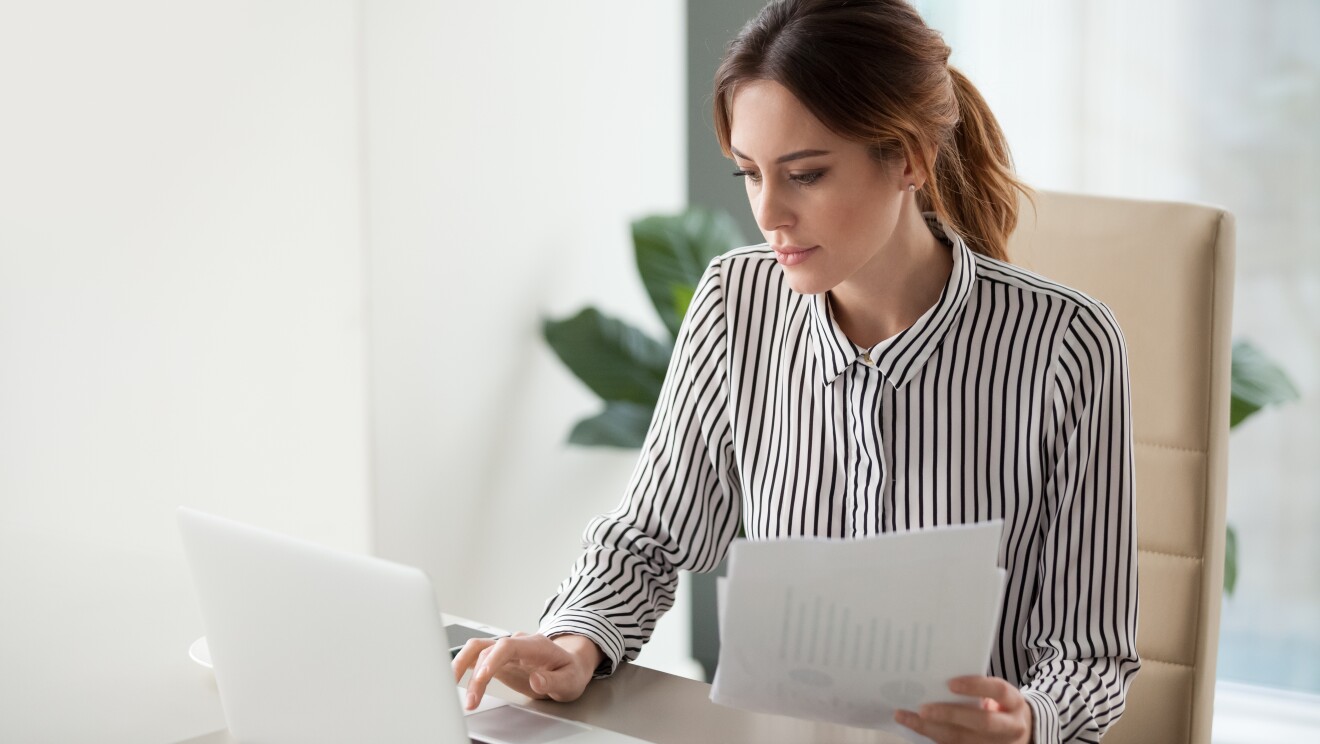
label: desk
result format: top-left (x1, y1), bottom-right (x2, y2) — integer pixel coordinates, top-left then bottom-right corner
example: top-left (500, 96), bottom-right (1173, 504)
top-left (0, 521), bottom-right (905, 743)
top-left (174, 658), bottom-right (911, 744)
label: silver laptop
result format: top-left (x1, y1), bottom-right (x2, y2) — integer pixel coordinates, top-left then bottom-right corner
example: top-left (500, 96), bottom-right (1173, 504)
top-left (177, 507), bottom-right (643, 744)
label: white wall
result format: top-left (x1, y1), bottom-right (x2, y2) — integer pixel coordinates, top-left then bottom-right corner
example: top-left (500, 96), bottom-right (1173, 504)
top-left (364, 0), bottom-right (696, 673)
top-left (0, 0), bottom-right (372, 552)
top-left (0, 2), bottom-right (695, 739)
top-left (0, 2), bottom-right (370, 741)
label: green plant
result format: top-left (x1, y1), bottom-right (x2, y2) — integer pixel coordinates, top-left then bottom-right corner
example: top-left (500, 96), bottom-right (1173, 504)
top-left (542, 207), bottom-right (746, 447)
top-left (1225, 339), bottom-right (1300, 596)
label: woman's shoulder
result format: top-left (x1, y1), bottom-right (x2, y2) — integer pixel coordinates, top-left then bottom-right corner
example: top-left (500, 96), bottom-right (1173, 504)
top-left (693, 244), bottom-right (801, 323)
top-left (698, 243), bottom-right (784, 291)
top-left (970, 251), bottom-right (1123, 335)
top-left (713, 243), bottom-right (778, 266)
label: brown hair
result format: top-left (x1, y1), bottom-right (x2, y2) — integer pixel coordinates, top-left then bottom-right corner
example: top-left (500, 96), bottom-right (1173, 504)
top-left (712, 0), bottom-right (1032, 262)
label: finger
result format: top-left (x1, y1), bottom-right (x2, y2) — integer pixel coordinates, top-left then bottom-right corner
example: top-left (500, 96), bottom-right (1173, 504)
top-left (894, 709), bottom-right (964, 744)
top-left (475, 644), bottom-right (495, 670)
top-left (949, 675), bottom-right (1023, 711)
top-left (466, 645), bottom-right (497, 688)
top-left (531, 665), bottom-right (589, 703)
top-left (466, 637), bottom-right (521, 710)
top-left (918, 702), bottom-right (1012, 736)
top-left (452, 637), bottom-right (497, 683)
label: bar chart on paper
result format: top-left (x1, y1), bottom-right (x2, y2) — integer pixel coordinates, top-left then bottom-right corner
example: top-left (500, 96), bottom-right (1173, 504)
top-left (710, 521), bottom-right (1007, 736)
top-left (778, 587), bottom-right (934, 706)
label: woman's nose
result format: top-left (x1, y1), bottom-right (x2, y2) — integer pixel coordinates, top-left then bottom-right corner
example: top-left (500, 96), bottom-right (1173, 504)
top-left (753, 182), bottom-right (793, 234)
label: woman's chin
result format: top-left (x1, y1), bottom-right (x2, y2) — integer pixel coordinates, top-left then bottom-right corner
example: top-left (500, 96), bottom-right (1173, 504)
top-left (782, 269), bottom-right (834, 296)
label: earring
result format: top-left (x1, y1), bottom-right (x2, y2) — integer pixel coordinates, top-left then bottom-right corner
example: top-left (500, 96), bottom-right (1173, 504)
top-left (907, 184), bottom-right (916, 192)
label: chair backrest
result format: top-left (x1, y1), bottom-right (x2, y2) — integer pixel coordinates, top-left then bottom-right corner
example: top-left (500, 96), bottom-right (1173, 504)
top-left (1005, 190), bottom-right (1235, 744)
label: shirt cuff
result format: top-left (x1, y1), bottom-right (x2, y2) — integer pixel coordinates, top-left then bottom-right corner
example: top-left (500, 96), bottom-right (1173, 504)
top-left (1022, 687), bottom-right (1061, 744)
top-left (538, 608), bottom-right (626, 679)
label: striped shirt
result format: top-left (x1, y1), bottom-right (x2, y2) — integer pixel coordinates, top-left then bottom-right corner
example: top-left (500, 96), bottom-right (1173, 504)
top-left (540, 214), bottom-right (1140, 743)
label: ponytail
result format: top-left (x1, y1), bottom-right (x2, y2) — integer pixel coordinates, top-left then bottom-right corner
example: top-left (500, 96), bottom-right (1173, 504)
top-left (921, 66), bottom-right (1033, 262)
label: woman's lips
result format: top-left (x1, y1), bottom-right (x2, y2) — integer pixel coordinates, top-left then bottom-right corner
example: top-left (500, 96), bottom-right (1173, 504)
top-left (774, 245), bottom-right (818, 267)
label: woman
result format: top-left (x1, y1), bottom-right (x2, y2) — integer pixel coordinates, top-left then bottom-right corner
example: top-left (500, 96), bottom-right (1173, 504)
top-left (455, 1), bottom-right (1139, 742)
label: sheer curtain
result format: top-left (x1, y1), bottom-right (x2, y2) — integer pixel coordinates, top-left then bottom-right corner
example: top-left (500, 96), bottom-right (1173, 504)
top-left (920, 0), bottom-right (1320, 698)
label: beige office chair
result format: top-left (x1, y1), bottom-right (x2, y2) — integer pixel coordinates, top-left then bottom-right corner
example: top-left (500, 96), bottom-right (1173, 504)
top-left (1005, 190), bottom-right (1235, 744)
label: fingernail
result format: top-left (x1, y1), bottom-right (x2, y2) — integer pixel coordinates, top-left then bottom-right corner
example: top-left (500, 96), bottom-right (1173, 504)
top-left (531, 672), bottom-right (545, 689)
top-left (466, 692), bottom-right (476, 709)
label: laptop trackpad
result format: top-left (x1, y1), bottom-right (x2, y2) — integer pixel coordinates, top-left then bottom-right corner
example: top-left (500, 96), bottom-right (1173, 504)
top-left (467, 705), bottom-right (592, 744)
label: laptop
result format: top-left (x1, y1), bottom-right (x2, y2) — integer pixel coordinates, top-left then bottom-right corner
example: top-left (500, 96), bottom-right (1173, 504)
top-left (177, 507), bottom-right (645, 744)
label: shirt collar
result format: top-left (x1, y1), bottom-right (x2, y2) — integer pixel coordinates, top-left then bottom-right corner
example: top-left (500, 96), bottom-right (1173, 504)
top-left (809, 213), bottom-right (977, 388)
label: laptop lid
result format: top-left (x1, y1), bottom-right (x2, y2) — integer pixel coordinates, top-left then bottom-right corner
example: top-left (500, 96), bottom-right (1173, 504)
top-left (178, 507), bottom-right (468, 744)
top-left (178, 508), bottom-right (642, 744)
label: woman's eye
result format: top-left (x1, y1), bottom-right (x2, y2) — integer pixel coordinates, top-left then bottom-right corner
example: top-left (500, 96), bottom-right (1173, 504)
top-left (731, 169), bottom-right (824, 187)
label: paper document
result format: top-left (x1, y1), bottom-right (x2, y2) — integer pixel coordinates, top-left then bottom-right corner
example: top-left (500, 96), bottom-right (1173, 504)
top-left (710, 521), bottom-right (1007, 740)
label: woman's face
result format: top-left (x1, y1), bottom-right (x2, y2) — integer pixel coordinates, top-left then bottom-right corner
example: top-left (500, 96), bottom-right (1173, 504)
top-left (729, 79), bottom-right (912, 296)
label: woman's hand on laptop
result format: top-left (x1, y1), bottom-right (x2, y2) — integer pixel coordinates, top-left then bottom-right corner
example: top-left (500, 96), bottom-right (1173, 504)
top-left (453, 632), bottom-right (603, 711)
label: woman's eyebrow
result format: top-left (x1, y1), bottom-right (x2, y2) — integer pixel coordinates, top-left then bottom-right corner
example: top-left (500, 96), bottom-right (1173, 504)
top-left (730, 146), bottom-right (831, 164)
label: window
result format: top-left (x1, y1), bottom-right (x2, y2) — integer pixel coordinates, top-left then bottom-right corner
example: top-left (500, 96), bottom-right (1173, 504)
top-left (925, 0), bottom-right (1320, 704)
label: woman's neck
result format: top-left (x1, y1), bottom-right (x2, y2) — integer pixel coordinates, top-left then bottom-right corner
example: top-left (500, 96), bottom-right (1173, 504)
top-left (828, 208), bottom-right (954, 349)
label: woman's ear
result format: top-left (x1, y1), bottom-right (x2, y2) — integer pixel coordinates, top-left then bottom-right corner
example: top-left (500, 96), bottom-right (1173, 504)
top-left (901, 145), bottom-right (937, 191)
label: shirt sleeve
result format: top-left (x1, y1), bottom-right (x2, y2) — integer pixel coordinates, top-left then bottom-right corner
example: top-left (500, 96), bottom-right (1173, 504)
top-left (538, 259), bottom-right (741, 677)
top-left (1024, 301), bottom-right (1141, 743)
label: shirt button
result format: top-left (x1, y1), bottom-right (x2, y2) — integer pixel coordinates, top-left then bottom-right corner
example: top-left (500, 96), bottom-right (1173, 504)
top-left (860, 352), bottom-right (873, 366)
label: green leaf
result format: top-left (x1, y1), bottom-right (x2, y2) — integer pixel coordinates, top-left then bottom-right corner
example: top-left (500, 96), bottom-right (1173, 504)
top-left (568, 401), bottom-right (654, 448)
top-left (542, 308), bottom-right (672, 406)
top-left (1230, 339), bottom-right (1300, 428)
top-left (1224, 524), bottom-right (1238, 597)
top-left (633, 208), bottom-right (745, 339)
top-left (672, 285), bottom-right (696, 324)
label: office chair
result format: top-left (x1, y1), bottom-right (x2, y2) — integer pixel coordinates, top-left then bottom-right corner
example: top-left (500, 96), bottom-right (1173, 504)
top-left (1005, 190), bottom-right (1235, 744)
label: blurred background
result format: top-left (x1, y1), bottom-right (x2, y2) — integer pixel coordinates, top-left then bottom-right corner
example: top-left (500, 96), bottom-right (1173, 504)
top-left (1, 1), bottom-right (1315, 742)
